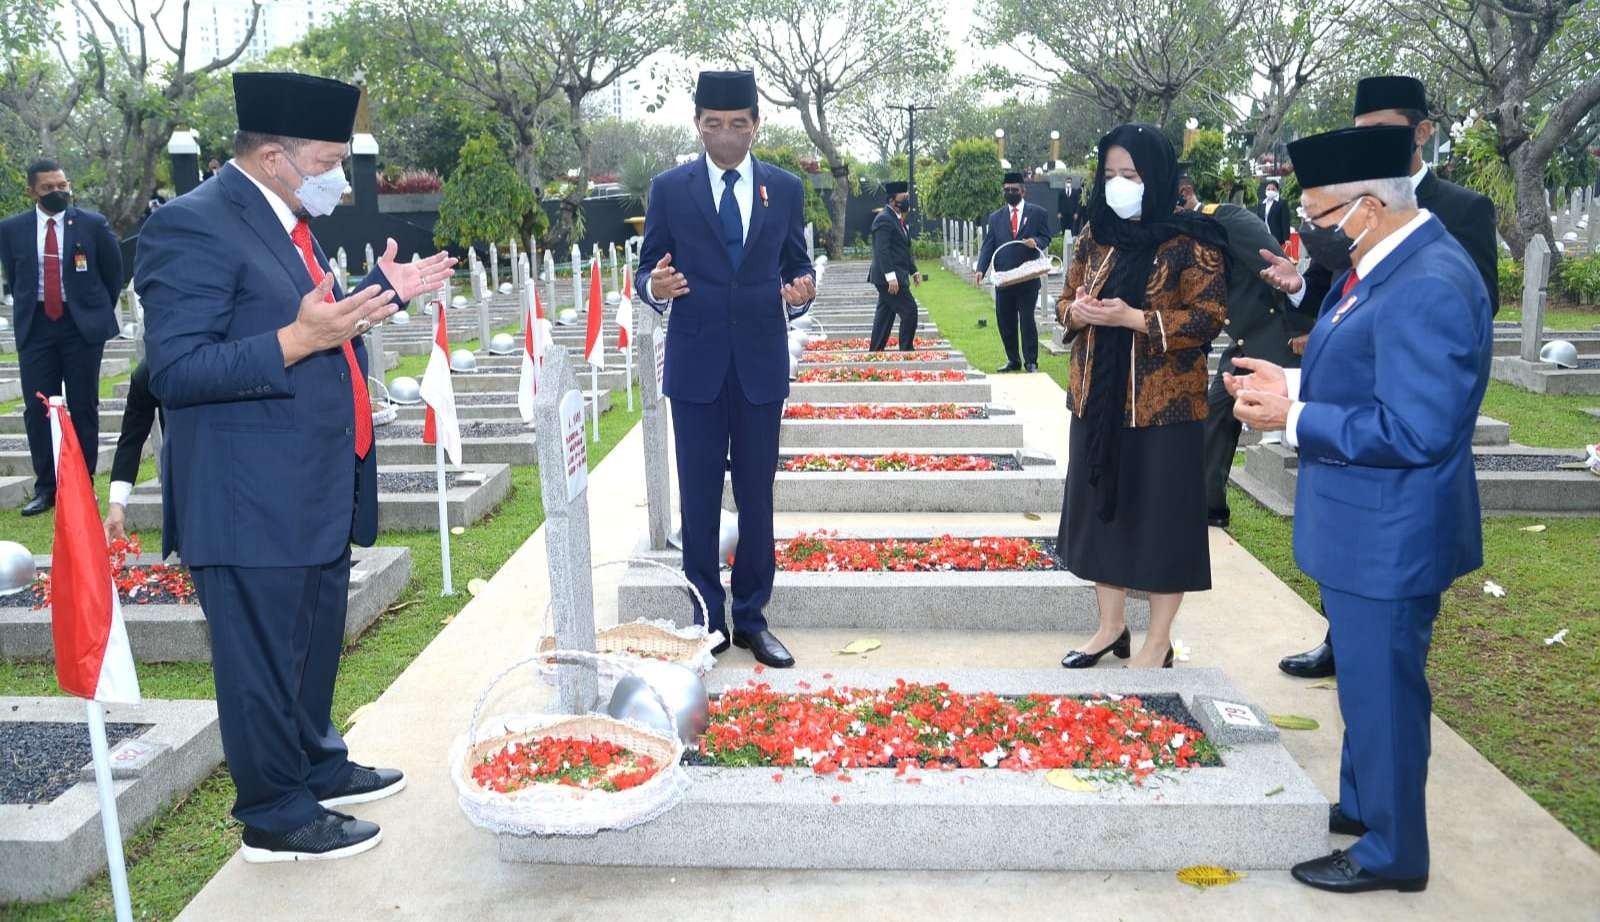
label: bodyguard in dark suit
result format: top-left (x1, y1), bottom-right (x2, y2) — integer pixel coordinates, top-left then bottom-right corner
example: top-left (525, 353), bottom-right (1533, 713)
top-left (976, 172), bottom-right (1052, 372)
top-left (0, 160), bottom-right (122, 515)
top-left (137, 72), bottom-right (455, 862)
top-left (1251, 179), bottom-right (1291, 245)
top-left (1199, 201), bottom-right (1315, 527)
top-left (867, 181), bottom-right (920, 351)
top-left (635, 71), bottom-right (816, 669)
top-left (1274, 74), bottom-right (1500, 681)
top-left (1057, 179), bottom-right (1083, 235)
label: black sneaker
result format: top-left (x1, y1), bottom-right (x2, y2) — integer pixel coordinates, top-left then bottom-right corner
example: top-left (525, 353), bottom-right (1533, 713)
top-left (240, 809), bottom-right (381, 863)
top-left (317, 764), bottom-right (406, 808)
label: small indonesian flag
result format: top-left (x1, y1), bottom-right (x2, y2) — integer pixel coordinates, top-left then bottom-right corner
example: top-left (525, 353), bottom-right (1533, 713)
top-left (45, 397), bottom-right (139, 704)
top-left (616, 271), bottom-right (634, 351)
top-left (584, 255), bottom-right (604, 368)
top-left (420, 300), bottom-right (463, 465)
top-left (518, 284), bottom-right (547, 424)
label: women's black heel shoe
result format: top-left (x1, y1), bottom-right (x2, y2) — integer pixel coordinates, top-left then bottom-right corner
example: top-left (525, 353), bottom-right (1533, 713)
top-left (1163, 646), bottom-right (1175, 668)
top-left (1062, 627), bottom-right (1132, 669)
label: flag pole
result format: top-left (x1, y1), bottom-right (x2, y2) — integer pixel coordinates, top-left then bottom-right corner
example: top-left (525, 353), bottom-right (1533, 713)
top-left (86, 700), bottom-right (135, 922)
top-left (435, 439), bottom-right (453, 596)
top-left (590, 363), bottom-right (600, 443)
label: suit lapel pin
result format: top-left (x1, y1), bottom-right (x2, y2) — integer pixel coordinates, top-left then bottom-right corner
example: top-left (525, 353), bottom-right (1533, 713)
top-left (759, 184), bottom-right (769, 207)
top-left (1330, 294), bottom-right (1358, 324)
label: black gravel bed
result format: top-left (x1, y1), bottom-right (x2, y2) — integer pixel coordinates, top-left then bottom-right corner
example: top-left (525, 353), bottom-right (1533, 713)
top-left (682, 692), bottom-right (1217, 768)
top-left (1475, 453), bottom-right (1587, 472)
top-left (0, 567), bottom-right (192, 609)
top-left (1576, 359), bottom-right (1600, 370)
top-left (777, 453), bottom-right (1022, 472)
top-left (379, 471), bottom-right (482, 493)
top-left (381, 421), bottom-right (532, 440)
top-left (1, 721), bottom-right (150, 804)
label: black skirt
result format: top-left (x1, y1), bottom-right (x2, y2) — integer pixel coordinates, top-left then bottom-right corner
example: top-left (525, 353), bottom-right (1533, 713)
top-left (1058, 418), bottom-right (1211, 593)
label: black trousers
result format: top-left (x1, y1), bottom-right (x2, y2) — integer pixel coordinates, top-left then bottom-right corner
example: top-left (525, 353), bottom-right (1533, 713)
top-left (190, 549), bottom-right (354, 833)
top-left (868, 283), bottom-right (918, 351)
top-left (19, 314), bottom-right (104, 496)
top-left (994, 280), bottom-right (1040, 366)
top-left (1202, 353), bottom-right (1241, 520)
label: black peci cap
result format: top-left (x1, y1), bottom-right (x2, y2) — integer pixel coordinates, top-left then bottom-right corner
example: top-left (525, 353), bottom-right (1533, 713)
top-left (233, 72), bottom-right (360, 143)
top-left (883, 180), bottom-right (908, 196)
top-left (1353, 75), bottom-right (1429, 117)
top-left (1003, 171), bottom-right (1025, 184)
top-left (695, 70), bottom-right (758, 111)
top-left (1287, 126), bottom-right (1416, 189)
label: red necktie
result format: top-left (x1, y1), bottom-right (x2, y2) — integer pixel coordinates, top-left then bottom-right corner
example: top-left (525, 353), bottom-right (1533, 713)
top-left (290, 219), bottom-right (372, 459)
top-left (1340, 271), bottom-right (1360, 298)
top-left (43, 217), bottom-right (63, 321)
top-left (1010, 206), bottom-right (1019, 238)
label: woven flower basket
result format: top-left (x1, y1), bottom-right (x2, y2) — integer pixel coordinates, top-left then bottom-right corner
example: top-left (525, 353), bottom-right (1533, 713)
top-left (988, 239), bottom-right (1060, 289)
top-left (536, 559), bottom-right (720, 694)
top-left (451, 650), bottom-right (690, 837)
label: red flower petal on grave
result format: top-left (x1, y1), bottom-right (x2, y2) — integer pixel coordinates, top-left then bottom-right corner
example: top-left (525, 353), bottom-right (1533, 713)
top-left (772, 773), bottom-right (784, 783)
top-left (831, 795), bottom-right (842, 804)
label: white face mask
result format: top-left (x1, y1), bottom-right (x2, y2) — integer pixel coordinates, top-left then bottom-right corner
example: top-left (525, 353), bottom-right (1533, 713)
top-left (284, 156), bottom-right (350, 217)
top-left (1104, 176), bottom-right (1143, 220)
top-left (1265, 189), bottom-right (1280, 202)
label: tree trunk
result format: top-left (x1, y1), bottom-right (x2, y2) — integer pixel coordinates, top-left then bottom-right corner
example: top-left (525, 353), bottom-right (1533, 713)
top-left (556, 88), bottom-right (591, 253)
top-left (827, 166), bottom-right (849, 259)
top-left (1505, 144), bottom-right (1552, 259)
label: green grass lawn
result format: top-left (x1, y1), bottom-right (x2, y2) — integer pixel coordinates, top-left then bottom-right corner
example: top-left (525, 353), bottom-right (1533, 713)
top-left (1501, 302), bottom-right (1600, 330)
top-left (0, 399), bottom-right (642, 920)
top-left (921, 262), bottom-right (1600, 853)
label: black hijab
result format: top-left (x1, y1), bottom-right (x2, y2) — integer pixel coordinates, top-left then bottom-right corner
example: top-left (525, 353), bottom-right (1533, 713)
top-left (1079, 124), bottom-right (1228, 522)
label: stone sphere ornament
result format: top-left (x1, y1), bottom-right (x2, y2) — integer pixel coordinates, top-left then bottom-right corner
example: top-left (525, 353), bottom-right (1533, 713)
top-left (119, 322), bottom-right (138, 339)
top-left (390, 310), bottom-right (411, 325)
top-left (718, 509), bottom-right (739, 564)
top-left (604, 660), bottom-right (710, 746)
top-left (0, 541), bottom-right (37, 596)
top-left (498, 282), bottom-right (513, 294)
top-left (488, 333), bottom-right (517, 355)
top-left (387, 376), bottom-right (422, 405)
top-left (452, 295), bottom-right (469, 308)
top-left (450, 349), bottom-right (478, 373)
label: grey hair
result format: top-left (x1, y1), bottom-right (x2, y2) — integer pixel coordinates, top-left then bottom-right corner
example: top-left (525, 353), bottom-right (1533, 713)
top-left (1317, 177), bottom-right (1416, 210)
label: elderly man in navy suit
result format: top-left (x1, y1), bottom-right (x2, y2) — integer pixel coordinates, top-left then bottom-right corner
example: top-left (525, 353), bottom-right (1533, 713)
top-left (136, 72), bottom-right (455, 862)
top-left (1232, 125), bottom-right (1492, 894)
top-left (635, 70), bottom-right (816, 669)
top-left (0, 159), bottom-right (123, 516)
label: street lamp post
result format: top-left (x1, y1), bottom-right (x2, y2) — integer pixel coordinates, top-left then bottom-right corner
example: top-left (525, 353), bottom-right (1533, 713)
top-left (889, 102), bottom-right (936, 234)
top-left (995, 127), bottom-right (1008, 168)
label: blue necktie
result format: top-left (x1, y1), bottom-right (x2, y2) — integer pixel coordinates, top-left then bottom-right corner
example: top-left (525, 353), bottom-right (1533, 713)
top-left (719, 168), bottom-right (744, 270)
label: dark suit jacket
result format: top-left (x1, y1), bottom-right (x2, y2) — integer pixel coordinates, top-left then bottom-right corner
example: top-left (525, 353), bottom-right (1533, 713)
top-left (135, 163), bottom-right (394, 566)
top-left (1251, 198), bottom-right (1290, 245)
top-left (976, 202), bottom-right (1051, 275)
top-left (0, 206), bottom-right (122, 350)
top-left (1302, 169), bottom-right (1499, 316)
top-left (111, 361), bottom-right (161, 486)
top-left (1057, 189), bottom-right (1082, 235)
top-left (632, 154), bottom-right (813, 405)
top-left (867, 207), bottom-right (918, 287)
top-left (1202, 203), bottom-right (1314, 369)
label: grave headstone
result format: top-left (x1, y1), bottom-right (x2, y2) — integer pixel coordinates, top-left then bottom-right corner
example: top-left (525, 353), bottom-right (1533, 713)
top-left (489, 242), bottom-right (500, 292)
top-left (509, 239), bottom-right (520, 292)
top-left (636, 306), bottom-right (672, 549)
top-left (476, 270), bottom-right (492, 347)
top-left (1520, 235), bottom-right (1551, 363)
top-left (804, 222), bottom-right (814, 263)
top-left (409, 253), bottom-right (425, 312)
top-left (571, 244), bottom-right (584, 314)
top-left (366, 313), bottom-right (386, 382)
top-left (531, 346), bottom-right (598, 713)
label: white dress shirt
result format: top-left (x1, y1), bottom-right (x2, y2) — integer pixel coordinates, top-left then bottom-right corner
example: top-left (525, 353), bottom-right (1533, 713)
top-left (1285, 208), bottom-right (1434, 448)
top-left (35, 206), bottom-right (65, 299)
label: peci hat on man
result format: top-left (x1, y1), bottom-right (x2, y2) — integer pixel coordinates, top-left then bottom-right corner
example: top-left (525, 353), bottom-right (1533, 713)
top-left (232, 72), bottom-right (360, 142)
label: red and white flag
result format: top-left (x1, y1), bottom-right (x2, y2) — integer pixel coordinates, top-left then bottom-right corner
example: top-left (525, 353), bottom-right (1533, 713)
top-left (583, 255), bottom-right (604, 368)
top-left (518, 284), bottom-right (546, 424)
top-left (45, 397), bottom-right (139, 705)
top-left (420, 300), bottom-right (462, 465)
top-left (616, 269), bottom-right (634, 351)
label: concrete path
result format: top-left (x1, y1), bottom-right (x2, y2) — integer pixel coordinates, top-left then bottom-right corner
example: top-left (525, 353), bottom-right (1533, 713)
top-left (178, 372), bottom-right (1600, 921)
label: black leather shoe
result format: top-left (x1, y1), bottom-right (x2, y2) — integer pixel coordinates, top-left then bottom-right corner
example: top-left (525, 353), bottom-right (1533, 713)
top-left (1280, 636), bottom-right (1336, 679)
top-left (317, 764), bottom-right (406, 808)
top-left (1207, 514), bottom-right (1230, 529)
top-left (995, 362), bottom-right (1022, 373)
top-left (1061, 627), bottom-right (1131, 668)
top-left (20, 493), bottom-right (54, 517)
top-left (733, 630), bottom-right (795, 668)
top-left (1330, 803), bottom-right (1368, 837)
top-left (1024, 362), bottom-right (1039, 372)
top-left (711, 634), bottom-right (731, 655)
top-left (240, 809), bottom-right (382, 863)
top-left (1291, 850), bottom-right (1427, 894)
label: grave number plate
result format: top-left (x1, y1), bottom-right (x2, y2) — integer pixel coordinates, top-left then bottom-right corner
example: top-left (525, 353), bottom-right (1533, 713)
top-left (559, 389), bottom-right (588, 501)
top-left (1212, 700), bottom-right (1262, 728)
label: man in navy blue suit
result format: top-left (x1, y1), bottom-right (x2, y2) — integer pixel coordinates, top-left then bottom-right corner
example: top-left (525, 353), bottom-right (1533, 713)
top-left (635, 70), bottom-right (815, 669)
top-left (975, 171), bottom-right (1051, 372)
top-left (0, 160), bottom-right (122, 516)
top-left (1232, 125), bottom-right (1492, 894)
top-left (137, 72), bottom-right (455, 862)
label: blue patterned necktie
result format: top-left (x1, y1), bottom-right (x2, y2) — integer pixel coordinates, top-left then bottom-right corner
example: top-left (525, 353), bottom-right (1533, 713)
top-left (719, 168), bottom-right (744, 270)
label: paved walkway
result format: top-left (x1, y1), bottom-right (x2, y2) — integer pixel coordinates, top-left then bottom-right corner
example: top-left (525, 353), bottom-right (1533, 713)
top-left (179, 373), bottom-right (1600, 921)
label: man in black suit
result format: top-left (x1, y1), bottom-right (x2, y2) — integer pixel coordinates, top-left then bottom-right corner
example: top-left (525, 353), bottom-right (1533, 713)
top-left (1200, 200), bottom-right (1315, 528)
top-left (867, 181), bottom-right (920, 351)
top-left (103, 361), bottom-right (161, 542)
top-left (0, 159), bottom-right (123, 516)
top-left (1057, 177), bottom-right (1083, 235)
top-left (1251, 179), bottom-right (1291, 245)
top-left (1265, 73), bottom-right (1500, 681)
top-left (976, 171), bottom-right (1052, 373)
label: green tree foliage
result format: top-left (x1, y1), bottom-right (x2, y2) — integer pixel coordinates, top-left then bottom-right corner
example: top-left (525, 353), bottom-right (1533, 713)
top-left (923, 138), bottom-right (1003, 221)
top-left (753, 145), bottom-right (832, 235)
top-left (1181, 129), bottom-right (1227, 202)
top-left (434, 133), bottom-right (541, 253)
top-left (0, 141), bottom-right (27, 215)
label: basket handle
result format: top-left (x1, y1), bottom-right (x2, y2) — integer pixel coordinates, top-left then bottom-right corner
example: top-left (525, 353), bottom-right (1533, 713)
top-left (368, 376), bottom-right (391, 406)
top-left (541, 557), bottom-right (712, 642)
top-left (467, 649), bottom-right (682, 749)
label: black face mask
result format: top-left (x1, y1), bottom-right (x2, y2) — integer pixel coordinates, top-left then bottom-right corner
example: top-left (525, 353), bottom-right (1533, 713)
top-left (1003, 189), bottom-right (1023, 206)
top-left (1300, 216), bottom-right (1355, 272)
top-left (39, 190), bottom-right (71, 214)
top-left (892, 197), bottom-right (910, 213)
